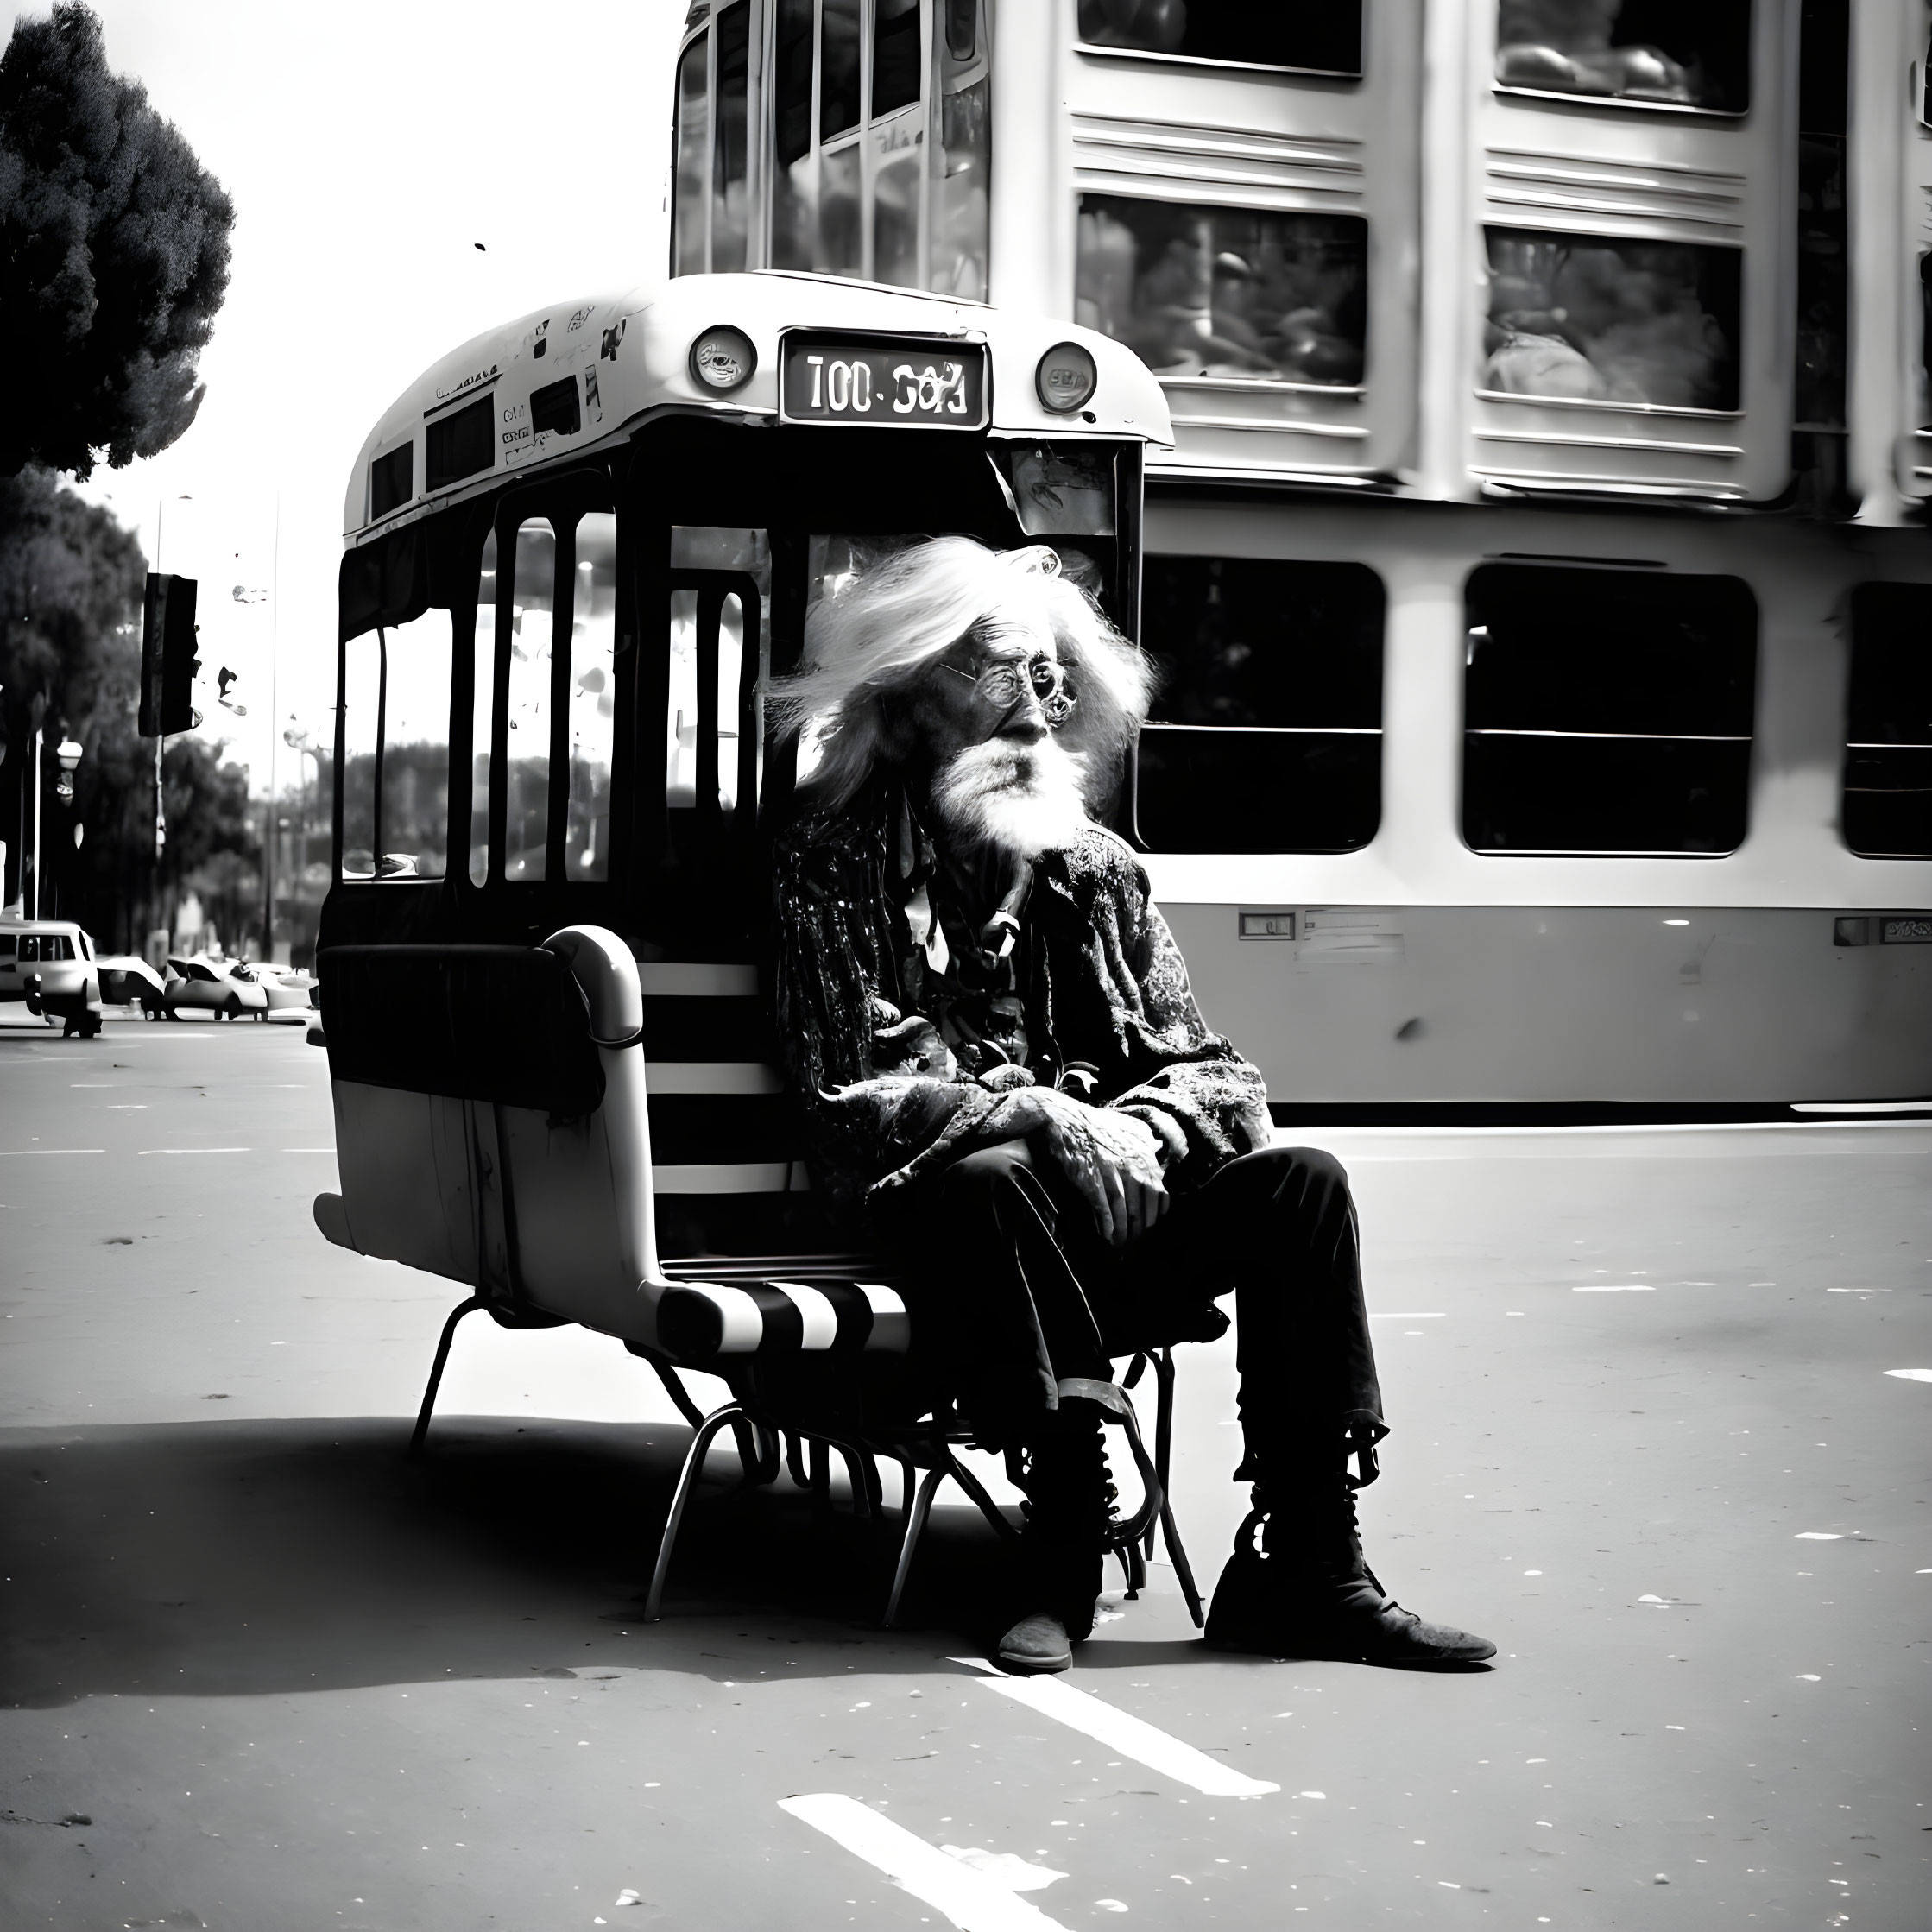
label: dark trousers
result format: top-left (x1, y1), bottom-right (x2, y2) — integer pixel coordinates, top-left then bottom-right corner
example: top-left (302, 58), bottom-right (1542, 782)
top-left (879, 1140), bottom-right (1387, 1479)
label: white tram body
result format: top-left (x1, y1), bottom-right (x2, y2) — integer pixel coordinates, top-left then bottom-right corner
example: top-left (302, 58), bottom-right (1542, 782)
top-left (662, 0), bottom-right (1932, 1107)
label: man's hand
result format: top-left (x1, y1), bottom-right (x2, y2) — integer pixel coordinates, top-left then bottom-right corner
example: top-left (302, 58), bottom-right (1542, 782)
top-left (963, 1084), bottom-right (1167, 1247)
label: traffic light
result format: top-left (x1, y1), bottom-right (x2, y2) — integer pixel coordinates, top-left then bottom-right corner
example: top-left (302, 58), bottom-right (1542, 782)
top-left (139, 573), bottom-right (201, 736)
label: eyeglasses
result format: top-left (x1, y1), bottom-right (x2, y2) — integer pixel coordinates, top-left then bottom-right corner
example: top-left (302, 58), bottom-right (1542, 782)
top-left (940, 656), bottom-right (1077, 727)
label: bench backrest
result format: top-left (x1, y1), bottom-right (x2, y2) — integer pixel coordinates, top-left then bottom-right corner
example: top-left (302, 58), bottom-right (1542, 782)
top-left (315, 925), bottom-right (829, 1348)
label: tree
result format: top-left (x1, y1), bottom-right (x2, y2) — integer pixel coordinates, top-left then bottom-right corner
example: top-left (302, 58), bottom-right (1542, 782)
top-left (0, 3), bottom-right (235, 478)
top-left (0, 467), bottom-right (258, 949)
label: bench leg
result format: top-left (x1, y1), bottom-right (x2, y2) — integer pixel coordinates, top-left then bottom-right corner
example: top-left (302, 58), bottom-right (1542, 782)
top-left (1147, 1348), bottom-right (1175, 1559)
top-left (939, 1445), bottom-right (1020, 1544)
top-left (643, 1401), bottom-right (746, 1621)
top-left (1160, 1494), bottom-right (1204, 1628)
top-left (409, 1296), bottom-right (489, 1455)
top-left (882, 1463), bottom-right (947, 1630)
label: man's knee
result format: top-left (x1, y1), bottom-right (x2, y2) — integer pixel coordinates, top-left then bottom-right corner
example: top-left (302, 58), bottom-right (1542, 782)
top-left (1222, 1143), bottom-right (1351, 1210)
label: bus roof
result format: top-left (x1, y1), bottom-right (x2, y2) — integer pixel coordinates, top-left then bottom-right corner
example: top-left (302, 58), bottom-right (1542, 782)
top-left (344, 272), bottom-right (1172, 542)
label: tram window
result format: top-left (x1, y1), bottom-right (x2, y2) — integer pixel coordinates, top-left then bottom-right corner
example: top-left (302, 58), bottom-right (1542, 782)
top-left (821, 0), bottom-right (862, 141)
top-left (946, 0), bottom-right (976, 61)
top-left (340, 632), bottom-right (382, 881)
top-left (376, 611), bottom-right (452, 881)
top-left (1843, 584), bottom-right (1932, 858)
top-left (672, 33), bottom-right (709, 276)
top-left (1076, 198), bottom-right (1367, 388)
top-left (424, 395), bottom-right (493, 494)
top-left (773, 0), bottom-right (818, 274)
top-left (934, 11), bottom-right (989, 300)
top-left (506, 519), bottom-right (557, 882)
top-left (821, 141), bottom-right (863, 279)
top-left (1920, 256), bottom-right (1932, 427)
top-left (1496, 1), bottom-right (1751, 115)
top-left (529, 375), bottom-right (580, 440)
top-left (1482, 228), bottom-right (1740, 413)
top-left (1134, 558), bottom-right (1384, 855)
top-left (669, 527), bottom-right (769, 821)
top-left (874, 144), bottom-right (921, 289)
top-left (775, 0), bottom-right (814, 167)
top-left (873, 0), bottom-right (922, 118)
top-left (569, 514), bottom-right (619, 879)
top-left (1076, 0), bottom-right (1361, 77)
top-left (1462, 565), bottom-right (1756, 856)
top-left (369, 443), bottom-right (411, 521)
top-left (468, 532), bottom-right (497, 887)
top-left (711, 2), bottom-right (750, 275)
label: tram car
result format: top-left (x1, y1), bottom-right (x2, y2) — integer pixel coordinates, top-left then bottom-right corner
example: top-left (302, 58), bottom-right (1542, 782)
top-left (656, 0), bottom-right (1932, 1108)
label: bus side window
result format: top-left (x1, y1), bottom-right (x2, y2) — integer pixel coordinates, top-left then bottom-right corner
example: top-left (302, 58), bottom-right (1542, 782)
top-left (1843, 584), bottom-right (1932, 859)
top-left (1135, 558), bottom-right (1385, 854)
top-left (569, 513), bottom-right (619, 879)
top-left (672, 29), bottom-right (710, 276)
top-left (506, 519), bottom-right (557, 882)
top-left (469, 532), bottom-right (497, 887)
top-left (1462, 565), bottom-right (1757, 856)
top-left (340, 631), bottom-right (382, 879)
top-left (376, 611), bottom-right (452, 881)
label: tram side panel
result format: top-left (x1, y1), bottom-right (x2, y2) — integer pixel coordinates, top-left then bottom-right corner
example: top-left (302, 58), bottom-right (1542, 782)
top-left (1059, 3), bottom-right (1421, 488)
top-left (1135, 497), bottom-right (1932, 1106)
top-left (1459, 0), bottom-right (1801, 507)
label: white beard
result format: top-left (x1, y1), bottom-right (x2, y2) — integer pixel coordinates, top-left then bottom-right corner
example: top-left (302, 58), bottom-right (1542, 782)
top-left (930, 734), bottom-right (1094, 859)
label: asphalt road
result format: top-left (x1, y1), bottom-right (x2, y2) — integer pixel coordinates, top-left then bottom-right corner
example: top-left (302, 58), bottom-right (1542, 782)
top-left (2, 1016), bottom-right (1927, 1930)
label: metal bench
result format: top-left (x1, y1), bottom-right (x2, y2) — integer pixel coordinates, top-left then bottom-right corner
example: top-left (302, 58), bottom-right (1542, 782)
top-left (313, 924), bottom-right (1201, 1626)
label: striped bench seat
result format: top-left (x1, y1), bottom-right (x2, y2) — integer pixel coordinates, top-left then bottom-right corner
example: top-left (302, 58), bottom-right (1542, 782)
top-left (655, 1259), bottom-right (911, 1361)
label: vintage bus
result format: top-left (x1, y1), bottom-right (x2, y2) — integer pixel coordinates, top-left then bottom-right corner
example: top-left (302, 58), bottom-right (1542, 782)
top-left (664, 0), bottom-right (1932, 1108)
top-left (316, 274), bottom-right (1194, 1614)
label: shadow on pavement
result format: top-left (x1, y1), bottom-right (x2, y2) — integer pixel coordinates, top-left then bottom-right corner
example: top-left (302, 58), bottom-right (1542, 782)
top-left (0, 1417), bottom-right (1033, 1708)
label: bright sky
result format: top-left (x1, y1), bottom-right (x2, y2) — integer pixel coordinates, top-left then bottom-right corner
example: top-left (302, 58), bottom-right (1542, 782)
top-left (56, 0), bottom-right (684, 798)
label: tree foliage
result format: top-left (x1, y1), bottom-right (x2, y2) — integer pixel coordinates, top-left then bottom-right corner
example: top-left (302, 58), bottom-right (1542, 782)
top-left (0, 3), bottom-right (235, 478)
top-left (0, 468), bottom-right (256, 948)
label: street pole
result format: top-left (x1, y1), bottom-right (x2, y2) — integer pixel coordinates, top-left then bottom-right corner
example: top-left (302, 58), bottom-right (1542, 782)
top-left (29, 721), bottom-right (41, 919)
top-left (262, 496), bottom-right (280, 960)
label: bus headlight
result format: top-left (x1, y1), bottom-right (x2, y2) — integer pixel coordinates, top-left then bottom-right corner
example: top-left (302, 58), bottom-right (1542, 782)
top-left (690, 325), bottom-right (757, 394)
top-left (1036, 341), bottom-right (1097, 414)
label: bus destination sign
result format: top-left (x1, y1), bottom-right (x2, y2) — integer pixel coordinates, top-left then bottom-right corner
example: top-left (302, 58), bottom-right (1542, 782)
top-left (780, 334), bottom-right (988, 429)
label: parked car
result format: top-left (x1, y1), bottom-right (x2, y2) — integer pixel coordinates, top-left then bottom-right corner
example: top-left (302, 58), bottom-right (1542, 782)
top-left (0, 919), bottom-right (104, 1036)
top-left (162, 957), bottom-right (270, 1020)
top-left (250, 963), bottom-right (319, 1018)
top-left (94, 954), bottom-right (168, 1019)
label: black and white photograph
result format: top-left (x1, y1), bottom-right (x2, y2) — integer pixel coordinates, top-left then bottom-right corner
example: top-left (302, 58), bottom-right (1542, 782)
top-left (1, 2), bottom-right (1927, 1926)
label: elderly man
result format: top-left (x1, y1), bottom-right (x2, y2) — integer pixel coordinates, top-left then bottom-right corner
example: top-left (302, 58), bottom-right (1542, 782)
top-left (773, 537), bottom-right (1493, 1676)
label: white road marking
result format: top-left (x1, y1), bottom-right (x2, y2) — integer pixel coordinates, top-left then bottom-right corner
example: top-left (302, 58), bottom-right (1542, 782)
top-left (779, 1794), bottom-right (1072, 1931)
top-left (0, 1147), bottom-right (104, 1155)
top-left (1573, 1284), bottom-right (1655, 1292)
top-left (1883, 1368), bottom-right (1932, 1382)
top-left (950, 1659), bottom-right (1279, 1797)
top-left (138, 1147), bottom-right (250, 1155)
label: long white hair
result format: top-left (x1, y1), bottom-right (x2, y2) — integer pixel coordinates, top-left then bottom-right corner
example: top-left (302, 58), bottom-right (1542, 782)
top-left (772, 537), bottom-right (1153, 813)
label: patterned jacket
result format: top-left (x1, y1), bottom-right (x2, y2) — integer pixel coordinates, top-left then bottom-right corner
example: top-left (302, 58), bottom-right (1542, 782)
top-left (773, 778), bottom-right (1273, 1223)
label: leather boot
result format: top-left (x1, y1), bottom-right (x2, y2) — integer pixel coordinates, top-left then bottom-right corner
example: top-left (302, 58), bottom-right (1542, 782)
top-left (1205, 1462), bottom-right (1496, 1668)
top-left (994, 1399), bottom-right (1111, 1675)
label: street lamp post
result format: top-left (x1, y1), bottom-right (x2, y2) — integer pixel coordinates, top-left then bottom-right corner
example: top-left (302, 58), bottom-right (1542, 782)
top-left (50, 738), bottom-right (82, 919)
